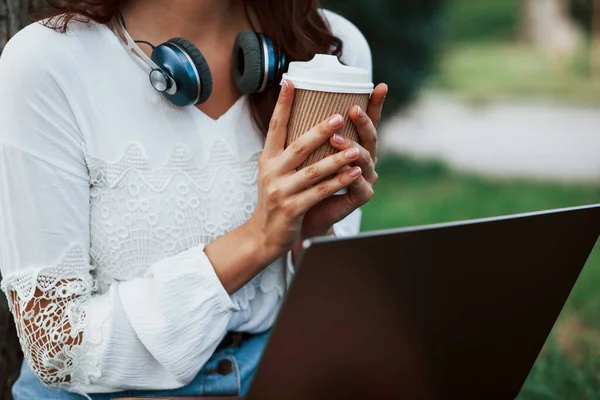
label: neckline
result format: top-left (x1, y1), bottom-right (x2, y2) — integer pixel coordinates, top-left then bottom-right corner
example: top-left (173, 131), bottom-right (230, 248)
top-left (100, 20), bottom-right (248, 124)
top-left (192, 95), bottom-right (248, 124)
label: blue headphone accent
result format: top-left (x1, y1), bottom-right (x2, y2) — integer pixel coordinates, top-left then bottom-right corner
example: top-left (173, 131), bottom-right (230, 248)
top-left (258, 34), bottom-right (285, 91)
top-left (150, 41), bottom-right (206, 107)
top-left (115, 12), bottom-right (286, 107)
top-left (261, 34), bottom-right (277, 90)
top-left (149, 32), bottom-right (286, 106)
top-left (231, 30), bottom-right (287, 96)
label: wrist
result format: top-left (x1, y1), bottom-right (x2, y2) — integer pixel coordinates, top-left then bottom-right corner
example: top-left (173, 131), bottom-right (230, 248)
top-left (205, 220), bottom-right (275, 295)
top-left (243, 216), bottom-right (282, 266)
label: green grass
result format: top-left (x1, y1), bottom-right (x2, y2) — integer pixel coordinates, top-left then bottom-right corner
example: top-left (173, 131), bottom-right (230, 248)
top-left (361, 156), bottom-right (600, 398)
top-left (362, 156), bottom-right (600, 230)
top-left (520, 338), bottom-right (600, 400)
top-left (433, 0), bottom-right (600, 103)
top-left (432, 43), bottom-right (600, 104)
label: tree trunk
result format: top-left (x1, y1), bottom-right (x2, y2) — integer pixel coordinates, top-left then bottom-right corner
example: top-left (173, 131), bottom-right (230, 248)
top-left (0, 0), bottom-right (8, 49)
top-left (1, 0), bottom-right (22, 52)
top-left (521, 0), bottom-right (583, 59)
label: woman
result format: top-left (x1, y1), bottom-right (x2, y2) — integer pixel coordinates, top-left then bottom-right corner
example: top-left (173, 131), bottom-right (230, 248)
top-left (0, 0), bottom-right (387, 398)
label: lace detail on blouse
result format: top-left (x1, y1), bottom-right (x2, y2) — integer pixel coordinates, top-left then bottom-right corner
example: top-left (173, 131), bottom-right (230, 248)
top-left (84, 140), bottom-right (280, 307)
top-left (0, 246), bottom-right (101, 391)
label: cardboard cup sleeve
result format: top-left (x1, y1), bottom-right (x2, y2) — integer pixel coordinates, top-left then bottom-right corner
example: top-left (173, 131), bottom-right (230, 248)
top-left (286, 90), bottom-right (370, 170)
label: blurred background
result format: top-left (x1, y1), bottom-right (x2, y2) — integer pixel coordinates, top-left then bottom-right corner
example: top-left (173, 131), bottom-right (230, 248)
top-left (2, 0), bottom-right (600, 399)
top-left (324, 0), bottom-right (600, 398)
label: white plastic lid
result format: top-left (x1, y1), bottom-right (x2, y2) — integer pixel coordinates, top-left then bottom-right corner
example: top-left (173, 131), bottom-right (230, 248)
top-left (281, 54), bottom-right (373, 94)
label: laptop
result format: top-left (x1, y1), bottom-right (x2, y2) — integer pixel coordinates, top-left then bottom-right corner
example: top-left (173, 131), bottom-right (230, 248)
top-left (122, 204), bottom-right (600, 400)
top-left (246, 204), bottom-right (600, 400)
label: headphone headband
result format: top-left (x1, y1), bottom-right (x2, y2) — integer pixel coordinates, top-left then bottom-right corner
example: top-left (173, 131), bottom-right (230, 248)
top-left (110, 13), bottom-right (287, 106)
top-left (110, 17), bottom-right (178, 95)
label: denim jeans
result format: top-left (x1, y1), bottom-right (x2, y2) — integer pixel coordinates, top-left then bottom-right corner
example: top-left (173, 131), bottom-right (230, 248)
top-left (12, 330), bottom-right (269, 400)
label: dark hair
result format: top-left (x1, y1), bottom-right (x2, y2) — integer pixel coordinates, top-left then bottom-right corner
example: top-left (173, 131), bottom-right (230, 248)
top-left (35, 0), bottom-right (343, 134)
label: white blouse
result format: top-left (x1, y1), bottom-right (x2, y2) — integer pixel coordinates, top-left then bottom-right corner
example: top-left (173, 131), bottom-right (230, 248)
top-left (0, 9), bottom-right (371, 396)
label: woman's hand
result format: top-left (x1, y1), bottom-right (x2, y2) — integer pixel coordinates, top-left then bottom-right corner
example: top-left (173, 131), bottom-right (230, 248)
top-left (245, 80), bottom-right (365, 266)
top-left (292, 83), bottom-right (388, 259)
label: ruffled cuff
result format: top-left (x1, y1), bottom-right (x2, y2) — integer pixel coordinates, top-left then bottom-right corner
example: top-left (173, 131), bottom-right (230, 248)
top-left (333, 208), bottom-right (362, 238)
top-left (285, 250), bottom-right (296, 287)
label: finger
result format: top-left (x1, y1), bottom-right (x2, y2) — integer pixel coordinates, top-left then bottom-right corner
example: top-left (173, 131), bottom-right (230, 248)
top-left (349, 105), bottom-right (378, 164)
top-left (291, 166), bottom-right (363, 212)
top-left (298, 190), bottom-right (357, 228)
top-left (329, 135), bottom-right (378, 185)
top-left (280, 113), bottom-right (344, 170)
top-left (283, 145), bottom-right (361, 194)
top-left (347, 175), bottom-right (375, 207)
top-left (294, 173), bottom-right (374, 228)
top-left (263, 80), bottom-right (295, 158)
top-left (367, 83), bottom-right (388, 128)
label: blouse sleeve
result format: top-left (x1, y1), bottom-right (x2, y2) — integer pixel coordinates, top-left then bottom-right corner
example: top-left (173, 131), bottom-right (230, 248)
top-left (0, 28), bottom-right (236, 396)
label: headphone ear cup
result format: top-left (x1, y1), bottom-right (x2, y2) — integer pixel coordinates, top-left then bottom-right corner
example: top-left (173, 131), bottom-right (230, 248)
top-left (168, 37), bottom-right (213, 104)
top-left (232, 30), bottom-right (264, 94)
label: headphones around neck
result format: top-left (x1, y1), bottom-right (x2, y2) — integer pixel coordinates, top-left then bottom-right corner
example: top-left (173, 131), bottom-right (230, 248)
top-left (113, 14), bottom-right (287, 107)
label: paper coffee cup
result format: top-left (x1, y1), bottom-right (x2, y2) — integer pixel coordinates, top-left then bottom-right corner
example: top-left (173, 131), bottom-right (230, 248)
top-left (281, 55), bottom-right (374, 172)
